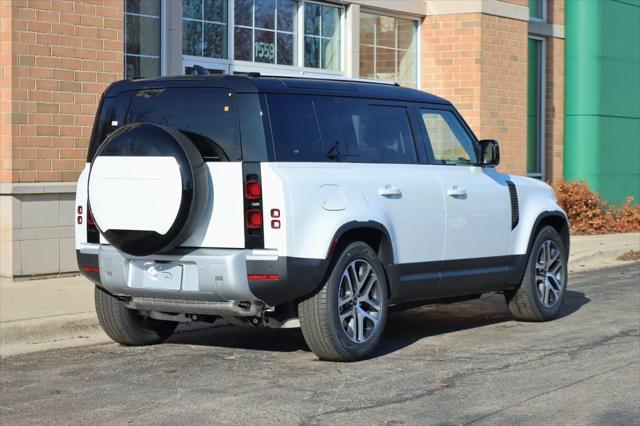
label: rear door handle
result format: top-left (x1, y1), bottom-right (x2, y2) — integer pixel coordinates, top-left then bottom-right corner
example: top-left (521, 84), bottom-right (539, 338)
top-left (378, 186), bottom-right (402, 197)
top-left (447, 186), bottom-right (467, 197)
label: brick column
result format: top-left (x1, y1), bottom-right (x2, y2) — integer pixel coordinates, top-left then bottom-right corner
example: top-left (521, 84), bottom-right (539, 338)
top-left (421, 2), bottom-right (529, 176)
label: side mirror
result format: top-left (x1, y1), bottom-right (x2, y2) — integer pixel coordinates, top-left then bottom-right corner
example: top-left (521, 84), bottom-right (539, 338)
top-left (479, 139), bottom-right (500, 166)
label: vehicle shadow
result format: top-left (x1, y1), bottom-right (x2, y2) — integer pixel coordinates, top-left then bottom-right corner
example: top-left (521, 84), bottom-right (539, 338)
top-left (167, 290), bottom-right (590, 358)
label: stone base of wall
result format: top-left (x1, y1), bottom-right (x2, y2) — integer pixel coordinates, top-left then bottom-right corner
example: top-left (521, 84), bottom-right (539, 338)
top-left (0, 183), bottom-right (77, 279)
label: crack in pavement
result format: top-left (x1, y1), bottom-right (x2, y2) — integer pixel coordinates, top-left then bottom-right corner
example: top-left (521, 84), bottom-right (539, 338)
top-left (463, 359), bottom-right (640, 425)
top-left (302, 328), bottom-right (639, 424)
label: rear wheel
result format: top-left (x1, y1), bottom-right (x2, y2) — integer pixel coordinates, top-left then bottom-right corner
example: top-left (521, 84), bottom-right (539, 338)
top-left (505, 226), bottom-right (568, 321)
top-left (298, 241), bottom-right (388, 361)
top-left (95, 286), bottom-right (177, 346)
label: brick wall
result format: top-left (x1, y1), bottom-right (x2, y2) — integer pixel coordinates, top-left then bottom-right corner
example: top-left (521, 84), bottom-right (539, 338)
top-left (421, 13), bottom-right (483, 131)
top-left (421, 12), bottom-right (528, 176)
top-left (479, 14), bottom-right (527, 175)
top-left (1, 2), bottom-right (14, 183)
top-left (1, 0), bottom-right (124, 185)
top-left (547, 0), bottom-right (564, 25)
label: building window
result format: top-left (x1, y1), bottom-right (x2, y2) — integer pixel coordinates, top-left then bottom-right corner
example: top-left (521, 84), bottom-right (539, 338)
top-left (182, 0), bottom-right (228, 59)
top-left (359, 12), bottom-right (417, 87)
top-left (125, 0), bottom-right (161, 79)
top-left (527, 37), bottom-right (545, 178)
top-left (303, 2), bottom-right (341, 70)
top-left (529, 0), bottom-right (546, 20)
top-left (233, 0), bottom-right (297, 65)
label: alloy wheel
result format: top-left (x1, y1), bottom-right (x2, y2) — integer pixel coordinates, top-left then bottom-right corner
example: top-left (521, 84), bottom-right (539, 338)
top-left (535, 240), bottom-right (565, 308)
top-left (337, 259), bottom-right (383, 343)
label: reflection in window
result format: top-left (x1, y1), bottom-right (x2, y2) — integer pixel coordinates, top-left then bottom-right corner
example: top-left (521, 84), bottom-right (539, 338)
top-left (127, 88), bottom-right (241, 161)
top-left (182, 0), bottom-right (228, 58)
top-left (234, 0), bottom-right (296, 65)
top-left (125, 0), bottom-right (161, 79)
top-left (359, 12), bottom-right (417, 87)
top-left (421, 110), bottom-right (477, 165)
top-left (304, 3), bottom-right (340, 70)
top-left (339, 102), bottom-right (417, 164)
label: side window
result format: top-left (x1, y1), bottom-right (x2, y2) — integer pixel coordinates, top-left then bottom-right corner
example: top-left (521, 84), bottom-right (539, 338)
top-left (420, 109), bottom-right (477, 165)
top-left (338, 101), bottom-right (417, 164)
top-left (126, 88), bottom-right (241, 161)
top-left (267, 94), bottom-right (325, 161)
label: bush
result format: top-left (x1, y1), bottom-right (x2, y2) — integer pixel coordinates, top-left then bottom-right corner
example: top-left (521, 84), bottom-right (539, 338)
top-left (550, 180), bottom-right (640, 235)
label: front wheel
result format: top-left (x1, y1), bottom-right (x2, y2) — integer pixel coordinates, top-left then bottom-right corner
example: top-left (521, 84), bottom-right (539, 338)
top-left (298, 241), bottom-right (389, 361)
top-left (505, 226), bottom-right (568, 321)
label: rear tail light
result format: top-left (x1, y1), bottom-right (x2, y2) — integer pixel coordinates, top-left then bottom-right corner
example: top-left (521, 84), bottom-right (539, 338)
top-left (86, 207), bottom-right (95, 226)
top-left (244, 180), bottom-right (261, 199)
top-left (246, 209), bottom-right (263, 229)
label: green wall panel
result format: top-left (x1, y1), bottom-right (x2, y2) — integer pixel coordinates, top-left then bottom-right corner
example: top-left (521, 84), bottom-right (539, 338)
top-left (565, 0), bottom-right (640, 204)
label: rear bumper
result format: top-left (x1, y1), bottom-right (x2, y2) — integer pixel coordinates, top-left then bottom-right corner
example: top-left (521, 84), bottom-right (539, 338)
top-left (76, 245), bottom-right (328, 313)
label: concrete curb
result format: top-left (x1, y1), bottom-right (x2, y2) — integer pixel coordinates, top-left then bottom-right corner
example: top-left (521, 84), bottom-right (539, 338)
top-left (0, 312), bottom-right (223, 357)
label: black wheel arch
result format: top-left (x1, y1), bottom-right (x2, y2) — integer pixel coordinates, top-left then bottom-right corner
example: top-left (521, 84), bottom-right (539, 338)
top-left (527, 211), bottom-right (570, 258)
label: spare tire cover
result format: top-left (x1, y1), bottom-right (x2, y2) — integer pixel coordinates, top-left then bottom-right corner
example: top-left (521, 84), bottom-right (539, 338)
top-left (88, 123), bottom-right (209, 256)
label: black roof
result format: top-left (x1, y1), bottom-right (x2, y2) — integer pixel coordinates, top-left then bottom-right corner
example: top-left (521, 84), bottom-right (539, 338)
top-left (103, 74), bottom-right (450, 105)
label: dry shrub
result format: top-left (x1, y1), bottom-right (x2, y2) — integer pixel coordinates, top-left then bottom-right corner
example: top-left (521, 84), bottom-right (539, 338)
top-left (551, 180), bottom-right (640, 235)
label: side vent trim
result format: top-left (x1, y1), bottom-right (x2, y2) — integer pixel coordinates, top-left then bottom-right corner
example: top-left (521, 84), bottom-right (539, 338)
top-left (507, 181), bottom-right (519, 230)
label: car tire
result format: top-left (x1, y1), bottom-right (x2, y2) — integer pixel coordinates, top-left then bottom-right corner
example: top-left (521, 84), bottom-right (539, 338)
top-left (95, 286), bottom-right (177, 346)
top-left (298, 241), bottom-right (389, 362)
top-left (505, 226), bottom-right (568, 321)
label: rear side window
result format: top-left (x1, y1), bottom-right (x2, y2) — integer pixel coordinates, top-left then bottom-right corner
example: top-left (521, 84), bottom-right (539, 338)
top-left (266, 94), bottom-right (326, 161)
top-left (126, 88), bottom-right (241, 161)
top-left (338, 101), bottom-right (417, 164)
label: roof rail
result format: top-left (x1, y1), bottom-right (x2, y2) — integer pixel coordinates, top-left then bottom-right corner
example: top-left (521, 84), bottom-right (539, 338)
top-left (237, 71), bottom-right (400, 87)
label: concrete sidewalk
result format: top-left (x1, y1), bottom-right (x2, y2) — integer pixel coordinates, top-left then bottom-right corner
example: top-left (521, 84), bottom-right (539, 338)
top-left (1, 232), bottom-right (638, 357)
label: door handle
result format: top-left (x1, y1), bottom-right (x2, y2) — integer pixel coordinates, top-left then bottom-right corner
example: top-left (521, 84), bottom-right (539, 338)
top-left (378, 186), bottom-right (402, 197)
top-left (447, 186), bottom-right (467, 197)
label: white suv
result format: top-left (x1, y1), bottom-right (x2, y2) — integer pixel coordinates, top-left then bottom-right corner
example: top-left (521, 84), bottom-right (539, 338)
top-left (76, 75), bottom-right (569, 361)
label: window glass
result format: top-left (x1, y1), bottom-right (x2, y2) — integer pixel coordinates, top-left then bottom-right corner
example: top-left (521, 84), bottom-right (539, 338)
top-left (304, 3), bottom-right (341, 70)
top-left (233, 0), bottom-right (297, 65)
top-left (359, 12), bottom-right (417, 88)
top-left (339, 102), bottom-right (417, 164)
top-left (421, 110), bottom-right (477, 165)
top-left (267, 94), bottom-right (325, 161)
top-left (527, 38), bottom-right (543, 177)
top-left (182, 0), bottom-right (227, 59)
top-left (529, 0), bottom-right (545, 19)
top-left (126, 88), bottom-right (241, 161)
top-left (125, 0), bottom-right (161, 79)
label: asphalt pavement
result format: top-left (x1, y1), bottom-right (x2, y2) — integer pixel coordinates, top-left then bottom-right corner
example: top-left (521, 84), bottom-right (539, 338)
top-left (1, 263), bottom-right (638, 425)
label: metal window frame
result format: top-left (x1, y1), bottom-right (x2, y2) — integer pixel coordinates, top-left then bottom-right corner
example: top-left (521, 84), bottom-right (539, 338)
top-left (124, 1), bottom-right (164, 78)
top-left (527, 35), bottom-right (546, 180)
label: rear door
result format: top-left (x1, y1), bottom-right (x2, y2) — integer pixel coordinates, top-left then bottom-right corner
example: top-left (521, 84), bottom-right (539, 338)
top-left (336, 99), bottom-right (445, 277)
top-left (97, 87), bottom-right (247, 249)
top-left (419, 107), bottom-right (512, 261)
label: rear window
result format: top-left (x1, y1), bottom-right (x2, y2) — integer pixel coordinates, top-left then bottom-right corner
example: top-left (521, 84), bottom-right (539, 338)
top-left (125, 88), bottom-right (241, 161)
top-left (267, 94), bottom-right (326, 161)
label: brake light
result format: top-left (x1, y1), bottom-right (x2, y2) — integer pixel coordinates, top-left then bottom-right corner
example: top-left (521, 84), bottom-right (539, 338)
top-left (244, 180), bottom-right (261, 199)
top-left (246, 209), bottom-right (263, 229)
top-left (248, 274), bottom-right (280, 280)
top-left (81, 266), bottom-right (99, 273)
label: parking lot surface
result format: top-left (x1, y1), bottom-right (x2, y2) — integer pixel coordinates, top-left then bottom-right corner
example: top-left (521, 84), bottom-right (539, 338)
top-left (1, 263), bottom-right (638, 425)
